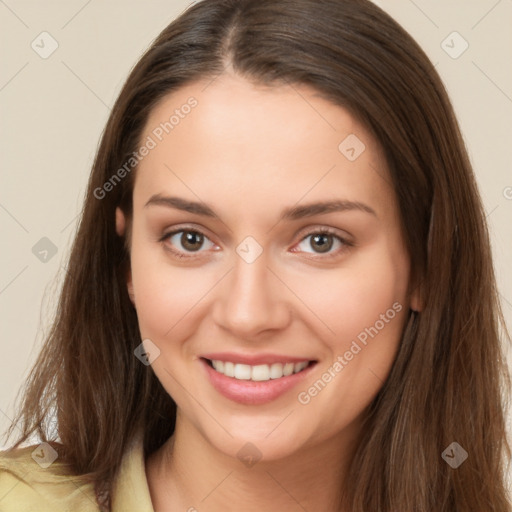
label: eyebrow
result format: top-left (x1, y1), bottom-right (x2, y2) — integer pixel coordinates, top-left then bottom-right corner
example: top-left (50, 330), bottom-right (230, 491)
top-left (144, 194), bottom-right (377, 220)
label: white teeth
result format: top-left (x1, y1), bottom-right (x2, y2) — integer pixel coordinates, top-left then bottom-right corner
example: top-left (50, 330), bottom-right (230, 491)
top-left (224, 361), bottom-right (235, 377)
top-left (209, 359), bottom-right (310, 381)
top-left (269, 363), bottom-right (283, 379)
top-left (251, 364), bottom-right (270, 381)
top-left (294, 361), bottom-right (308, 373)
top-left (234, 363), bottom-right (252, 380)
top-left (283, 362), bottom-right (294, 376)
top-left (212, 360), bottom-right (224, 373)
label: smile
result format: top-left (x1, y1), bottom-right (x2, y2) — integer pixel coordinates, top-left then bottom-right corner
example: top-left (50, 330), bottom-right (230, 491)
top-left (200, 356), bottom-right (317, 405)
top-left (207, 359), bottom-right (312, 381)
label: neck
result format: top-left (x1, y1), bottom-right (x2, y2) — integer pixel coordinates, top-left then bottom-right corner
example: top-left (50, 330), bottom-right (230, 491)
top-left (146, 413), bottom-right (363, 512)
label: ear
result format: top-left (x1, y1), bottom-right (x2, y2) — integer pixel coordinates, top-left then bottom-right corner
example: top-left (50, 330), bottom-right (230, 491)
top-left (410, 279), bottom-right (423, 313)
top-left (115, 207), bottom-right (136, 306)
top-left (126, 272), bottom-right (135, 305)
top-left (116, 207), bottom-right (126, 236)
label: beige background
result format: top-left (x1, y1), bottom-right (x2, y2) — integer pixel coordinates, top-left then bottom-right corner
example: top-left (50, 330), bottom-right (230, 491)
top-left (1, 0), bottom-right (511, 471)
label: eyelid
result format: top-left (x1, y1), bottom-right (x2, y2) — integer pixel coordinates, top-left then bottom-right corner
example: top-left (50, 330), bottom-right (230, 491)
top-left (159, 223), bottom-right (216, 241)
top-left (294, 224), bottom-right (353, 243)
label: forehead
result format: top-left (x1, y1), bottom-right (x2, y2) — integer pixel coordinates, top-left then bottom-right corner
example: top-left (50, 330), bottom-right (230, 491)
top-left (132, 73), bottom-right (395, 223)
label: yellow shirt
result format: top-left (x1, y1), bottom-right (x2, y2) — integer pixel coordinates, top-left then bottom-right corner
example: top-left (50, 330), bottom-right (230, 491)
top-left (0, 435), bottom-right (154, 511)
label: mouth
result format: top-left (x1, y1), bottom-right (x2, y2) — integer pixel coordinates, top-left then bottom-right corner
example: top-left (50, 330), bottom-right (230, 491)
top-left (203, 358), bottom-right (314, 382)
top-left (200, 356), bottom-right (317, 405)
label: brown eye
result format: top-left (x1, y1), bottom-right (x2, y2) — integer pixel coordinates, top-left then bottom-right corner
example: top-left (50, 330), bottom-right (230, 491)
top-left (293, 229), bottom-right (351, 258)
top-left (180, 231), bottom-right (204, 252)
top-left (309, 233), bottom-right (334, 253)
top-left (162, 229), bottom-right (216, 257)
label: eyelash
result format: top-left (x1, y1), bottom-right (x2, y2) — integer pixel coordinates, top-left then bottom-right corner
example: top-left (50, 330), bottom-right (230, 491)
top-left (158, 226), bottom-right (353, 261)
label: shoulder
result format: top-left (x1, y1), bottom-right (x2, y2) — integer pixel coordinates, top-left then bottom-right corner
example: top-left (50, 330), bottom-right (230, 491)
top-left (0, 443), bottom-right (99, 512)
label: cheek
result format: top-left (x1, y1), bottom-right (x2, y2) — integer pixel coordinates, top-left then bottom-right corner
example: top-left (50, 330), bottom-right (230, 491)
top-left (129, 245), bottom-right (231, 370)
top-left (134, 279), bottom-right (209, 347)
top-left (291, 250), bottom-right (409, 351)
top-left (129, 240), bottom-right (201, 339)
top-left (292, 248), bottom-right (410, 430)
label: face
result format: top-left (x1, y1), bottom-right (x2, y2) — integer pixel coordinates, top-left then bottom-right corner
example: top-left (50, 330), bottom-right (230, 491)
top-left (116, 73), bottom-right (420, 461)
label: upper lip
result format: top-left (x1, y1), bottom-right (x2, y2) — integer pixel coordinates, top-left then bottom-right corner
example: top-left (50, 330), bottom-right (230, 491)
top-left (201, 352), bottom-right (316, 366)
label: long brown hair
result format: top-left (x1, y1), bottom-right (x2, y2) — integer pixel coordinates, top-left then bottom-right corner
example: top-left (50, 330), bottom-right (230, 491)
top-left (5, 0), bottom-right (511, 510)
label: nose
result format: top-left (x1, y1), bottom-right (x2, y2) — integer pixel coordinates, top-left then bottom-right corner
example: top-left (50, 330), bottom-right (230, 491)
top-left (211, 251), bottom-right (291, 339)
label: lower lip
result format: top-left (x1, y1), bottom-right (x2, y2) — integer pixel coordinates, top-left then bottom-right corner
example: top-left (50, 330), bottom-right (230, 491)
top-left (201, 359), bottom-right (316, 405)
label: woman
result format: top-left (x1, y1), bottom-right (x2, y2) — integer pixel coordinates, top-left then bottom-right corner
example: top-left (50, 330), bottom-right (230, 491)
top-left (1, 0), bottom-right (510, 510)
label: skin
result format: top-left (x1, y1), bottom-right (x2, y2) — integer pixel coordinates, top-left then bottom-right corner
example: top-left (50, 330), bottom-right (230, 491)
top-left (116, 72), bottom-right (421, 511)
